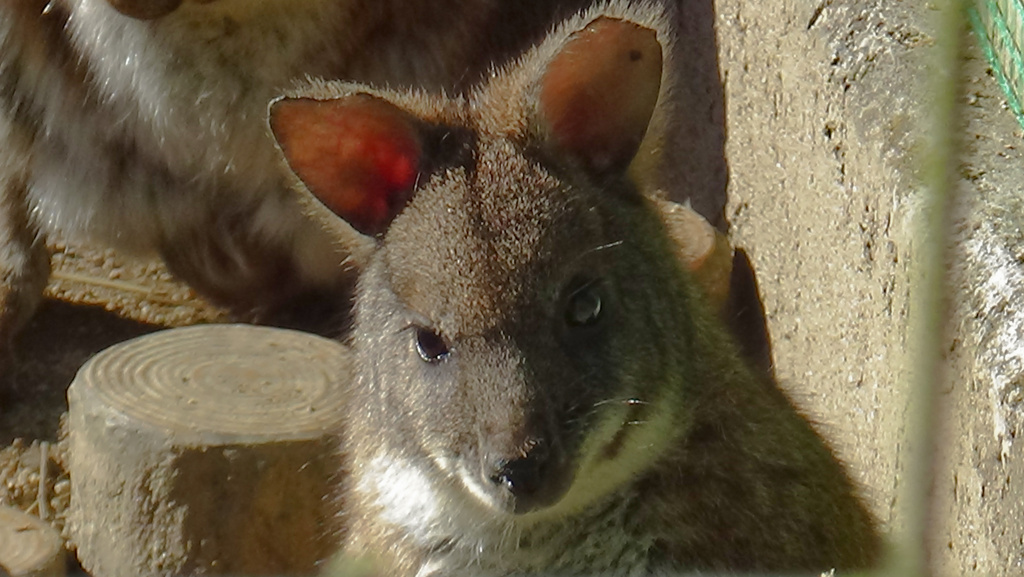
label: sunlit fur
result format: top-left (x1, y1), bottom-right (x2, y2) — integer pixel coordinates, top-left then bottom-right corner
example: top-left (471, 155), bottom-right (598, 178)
top-left (275, 2), bottom-right (881, 575)
top-left (0, 0), bottom-right (518, 338)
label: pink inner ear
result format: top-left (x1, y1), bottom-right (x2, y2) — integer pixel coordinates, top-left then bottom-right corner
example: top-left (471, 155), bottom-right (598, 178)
top-left (540, 17), bottom-right (662, 174)
top-left (270, 96), bottom-right (421, 236)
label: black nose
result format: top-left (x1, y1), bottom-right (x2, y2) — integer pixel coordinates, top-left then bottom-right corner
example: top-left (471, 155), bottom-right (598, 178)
top-left (491, 453), bottom-right (545, 495)
top-left (486, 441), bottom-right (566, 513)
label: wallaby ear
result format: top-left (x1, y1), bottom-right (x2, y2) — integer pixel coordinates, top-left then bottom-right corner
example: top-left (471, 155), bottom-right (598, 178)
top-left (656, 199), bottom-right (733, 312)
top-left (538, 16), bottom-right (662, 175)
top-left (269, 94), bottom-right (422, 237)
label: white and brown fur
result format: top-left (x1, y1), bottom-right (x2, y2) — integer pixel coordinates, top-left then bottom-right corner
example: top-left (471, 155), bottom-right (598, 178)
top-left (0, 0), bottom-right (600, 355)
top-left (269, 2), bottom-right (882, 575)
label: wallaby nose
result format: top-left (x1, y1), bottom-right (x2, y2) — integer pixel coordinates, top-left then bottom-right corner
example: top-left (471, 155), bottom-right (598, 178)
top-left (485, 440), bottom-right (566, 514)
top-left (491, 451), bottom-right (546, 496)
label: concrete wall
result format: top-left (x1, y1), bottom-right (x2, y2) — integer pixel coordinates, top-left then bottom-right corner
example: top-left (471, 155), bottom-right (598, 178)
top-left (713, 0), bottom-right (1024, 573)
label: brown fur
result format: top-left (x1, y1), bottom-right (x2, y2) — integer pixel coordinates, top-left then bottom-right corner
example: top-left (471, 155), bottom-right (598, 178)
top-left (0, 0), bottom-right (596, 359)
top-left (270, 3), bottom-right (882, 575)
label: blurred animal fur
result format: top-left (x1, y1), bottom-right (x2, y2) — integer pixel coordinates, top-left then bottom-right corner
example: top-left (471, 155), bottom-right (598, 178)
top-left (0, 0), bottom-right (590, 348)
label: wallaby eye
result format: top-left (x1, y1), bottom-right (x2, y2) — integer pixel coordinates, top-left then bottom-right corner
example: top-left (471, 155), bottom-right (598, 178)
top-left (415, 327), bottom-right (450, 362)
top-left (565, 280), bottom-right (603, 327)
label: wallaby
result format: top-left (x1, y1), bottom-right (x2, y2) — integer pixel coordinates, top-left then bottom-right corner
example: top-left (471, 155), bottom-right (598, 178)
top-left (269, 2), bottom-right (882, 575)
top-left (0, 0), bottom-right (603, 362)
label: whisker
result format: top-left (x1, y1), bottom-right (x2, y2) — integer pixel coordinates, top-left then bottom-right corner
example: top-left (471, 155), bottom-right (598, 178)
top-left (582, 239), bottom-right (625, 256)
top-left (569, 238), bottom-right (626, 267)
top-left (558, 369), bottom-right (600, 421)
top-left (591, 397), bottom-right (650, 409)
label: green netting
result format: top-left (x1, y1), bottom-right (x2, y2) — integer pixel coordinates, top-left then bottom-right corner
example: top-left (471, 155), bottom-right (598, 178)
top-left (971, 0), bottom-right (1024, 130)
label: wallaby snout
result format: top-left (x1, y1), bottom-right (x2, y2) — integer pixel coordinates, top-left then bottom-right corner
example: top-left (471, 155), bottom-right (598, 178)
top-left (480, 430), bottom-right (570, 514)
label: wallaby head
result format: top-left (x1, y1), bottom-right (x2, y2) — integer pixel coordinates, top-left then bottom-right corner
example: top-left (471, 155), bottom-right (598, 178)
top-left (269, 3), bottom-right (880, 575)
top-left (270, 1), bottom-right (698, 518)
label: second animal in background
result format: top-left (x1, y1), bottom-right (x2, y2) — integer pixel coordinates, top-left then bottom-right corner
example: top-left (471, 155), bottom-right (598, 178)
top-left (0, 0), bottom-right (602, 353)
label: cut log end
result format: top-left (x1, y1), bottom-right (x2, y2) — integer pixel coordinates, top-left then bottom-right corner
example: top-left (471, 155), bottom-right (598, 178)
top-left (68, 324), bottom-right (352, 577)
top-left (0, 506), bottom-right (65, 577)
top-left (73, 323), bottom-right (351, 443)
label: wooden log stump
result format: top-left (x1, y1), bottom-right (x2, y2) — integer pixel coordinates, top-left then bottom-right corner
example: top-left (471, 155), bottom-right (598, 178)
top-left (0, 505), bottom-right (65, 577)
top-left (66, 324), bottom-right (351, 577)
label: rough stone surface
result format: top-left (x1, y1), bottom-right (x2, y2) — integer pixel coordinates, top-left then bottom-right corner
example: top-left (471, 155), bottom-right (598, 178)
top-left (715, 0), bottom-right (923, 534)
top-left (716, 0), bottom-right (1024, 574)
top-left (943, 29), bottom-right (1024, 577)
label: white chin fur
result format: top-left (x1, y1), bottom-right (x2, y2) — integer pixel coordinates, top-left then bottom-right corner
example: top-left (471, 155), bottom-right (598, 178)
top-left (453, 459), bottom-right (510, 514)
top-left (356, 453), bottom-right (445, 546)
